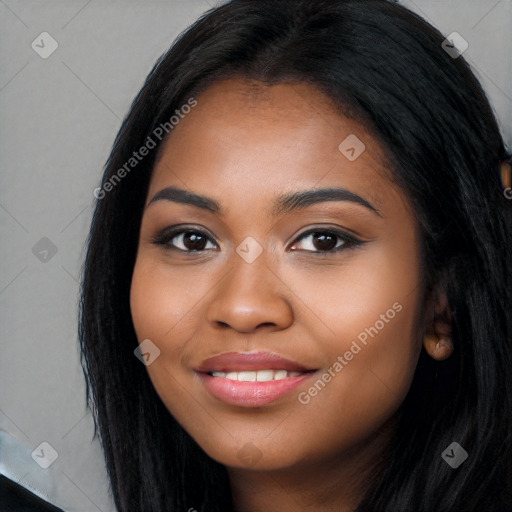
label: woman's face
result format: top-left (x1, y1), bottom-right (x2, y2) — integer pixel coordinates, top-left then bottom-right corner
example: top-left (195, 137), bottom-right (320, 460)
top-left (130, 78), bottom-right (425, 471)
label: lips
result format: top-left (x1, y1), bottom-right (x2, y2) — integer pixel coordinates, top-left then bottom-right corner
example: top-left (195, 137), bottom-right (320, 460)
top-left (195, 351), bottom-right (315, 373)
top-left (195, 351), bottom-right (317, 407)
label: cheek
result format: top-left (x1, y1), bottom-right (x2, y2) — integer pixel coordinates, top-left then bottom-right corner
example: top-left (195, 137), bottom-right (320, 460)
top-left (281, 238), bottom-right (421, 353)
top-left (290, 296), bottom-right (421, 463)
top-left (283, 245), bottom-right (422, 432)
top-left (130, 256), bottom-right (211, 343)
top-left (129, 256), bottom-right (210, 418)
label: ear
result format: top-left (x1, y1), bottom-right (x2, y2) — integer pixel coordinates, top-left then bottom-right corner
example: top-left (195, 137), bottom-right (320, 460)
top-left (500, 160), bottom-right (511, 188)
top-left (423, 285), bottom-right (454, 361)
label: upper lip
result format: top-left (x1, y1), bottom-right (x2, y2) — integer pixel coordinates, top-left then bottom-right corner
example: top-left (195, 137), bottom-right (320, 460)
top-left (195, 351), bottom-right (316, 373)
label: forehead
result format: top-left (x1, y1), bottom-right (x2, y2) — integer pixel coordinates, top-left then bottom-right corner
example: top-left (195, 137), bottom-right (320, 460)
top-left (148, 78), bottom-right (401, 215)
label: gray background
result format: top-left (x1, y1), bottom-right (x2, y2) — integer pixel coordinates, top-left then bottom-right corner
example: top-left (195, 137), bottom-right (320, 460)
top-left (1, 1), bottom-right (510, 511)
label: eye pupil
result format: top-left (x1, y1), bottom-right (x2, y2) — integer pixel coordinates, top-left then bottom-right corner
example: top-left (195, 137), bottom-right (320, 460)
top-left (183, 231), bottom-right (207, 250)
top-left (313, 232), bottom-right (337, 251)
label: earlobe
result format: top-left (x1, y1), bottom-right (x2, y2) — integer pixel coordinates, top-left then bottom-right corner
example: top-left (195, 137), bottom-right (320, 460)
top-left (423, 333), bottom-right (454, 360)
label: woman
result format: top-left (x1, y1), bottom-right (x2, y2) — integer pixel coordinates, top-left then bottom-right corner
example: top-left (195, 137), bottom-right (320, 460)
top-left (79, 0), bottom-right (512, 510)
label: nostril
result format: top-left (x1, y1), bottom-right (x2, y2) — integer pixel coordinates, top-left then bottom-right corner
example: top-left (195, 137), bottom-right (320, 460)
top-left (258, 322), bottom-right (276, 328)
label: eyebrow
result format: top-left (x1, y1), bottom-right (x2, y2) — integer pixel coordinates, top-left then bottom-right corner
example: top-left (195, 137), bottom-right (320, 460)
top-left (146, 186), bottom-right (382, 217)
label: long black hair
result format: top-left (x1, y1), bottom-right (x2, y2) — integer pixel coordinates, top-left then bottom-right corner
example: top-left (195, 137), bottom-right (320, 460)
top-left (78, 0), bottom-right (512, 510)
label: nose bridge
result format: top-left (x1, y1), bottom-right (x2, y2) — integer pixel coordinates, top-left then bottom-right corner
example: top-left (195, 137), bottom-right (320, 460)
top-left (205, 243), bottom-right (293, 332)
top-left (229, 244), bottom-right (272, 292)
top-left (225, 231), bottom-right (276, 290)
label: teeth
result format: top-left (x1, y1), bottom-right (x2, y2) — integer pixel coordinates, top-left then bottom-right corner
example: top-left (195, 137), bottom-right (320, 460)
top-left (211, 370), bottom-right (302, 381)
top-left (238, 371), bottom-right (256, 382)
top-left (256, 370), bottom-right (273, 382)
top-left (274, 370), bottom-right (288, 380)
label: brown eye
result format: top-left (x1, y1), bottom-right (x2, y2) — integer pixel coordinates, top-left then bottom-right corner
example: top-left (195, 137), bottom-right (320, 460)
top-left (181, 231), bottom-right (208, 251)
top-left (290, 229), bottom-right (361, 254)
top-left (311, 232), bottom-right (338, 251)
top-left (153, 228), bottom-right (217, 252)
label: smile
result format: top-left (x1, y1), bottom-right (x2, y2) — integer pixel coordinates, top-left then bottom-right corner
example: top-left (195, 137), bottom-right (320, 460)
top-left (195, 351), bottom-right (317, 407)
top-left (210, 369), bottom-right (302, 381)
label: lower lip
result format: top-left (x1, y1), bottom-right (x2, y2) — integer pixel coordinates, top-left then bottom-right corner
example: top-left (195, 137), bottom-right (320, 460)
top-left (198, 372), bottom-right (313, 407)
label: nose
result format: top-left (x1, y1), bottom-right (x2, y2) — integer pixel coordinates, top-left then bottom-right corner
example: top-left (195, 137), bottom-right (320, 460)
top-left (205, 252), bottom-right (294, 333)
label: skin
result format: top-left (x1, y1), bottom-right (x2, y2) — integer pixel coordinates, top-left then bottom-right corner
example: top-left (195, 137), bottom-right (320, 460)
top-left (130, 78), bottom-right (452, 511)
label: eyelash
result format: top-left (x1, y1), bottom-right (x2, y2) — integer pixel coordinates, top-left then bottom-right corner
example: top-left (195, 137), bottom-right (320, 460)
top-left (151, 225), bottom-right (363, 256)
